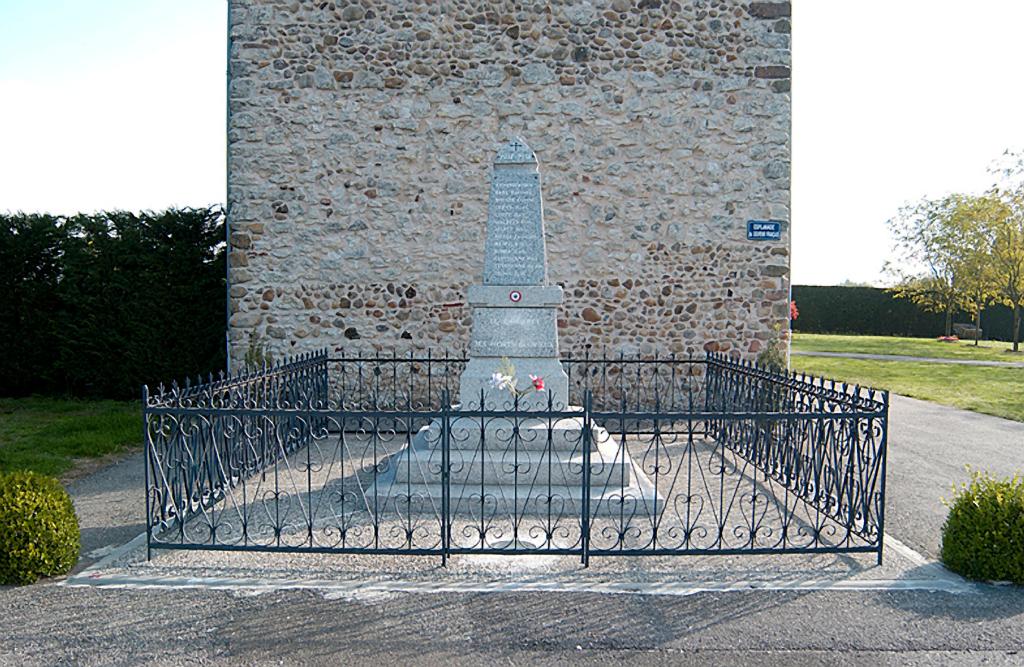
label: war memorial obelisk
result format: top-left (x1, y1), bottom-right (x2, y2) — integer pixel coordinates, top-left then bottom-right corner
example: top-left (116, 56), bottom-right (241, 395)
top-left (458, 137), bottom-right (569, 410)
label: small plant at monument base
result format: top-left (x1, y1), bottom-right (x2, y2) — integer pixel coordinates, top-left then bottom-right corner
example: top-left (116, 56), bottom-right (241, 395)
top-left (940, 468), bottom-right (1024, 585)
top-left (0, 471), bottom-right (81, 585)
top-left (489, 357), bottom-right (544, 399)
top-left (756, 324), bottom-right (790, 374)
top-left (244, 331), bottom-right (273, 371)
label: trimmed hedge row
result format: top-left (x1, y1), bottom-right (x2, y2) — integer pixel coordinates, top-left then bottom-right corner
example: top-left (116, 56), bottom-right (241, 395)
top-left (0, 208), bottom-right (226, 399)
top-left (791, 285), bottom-right (1016, 341)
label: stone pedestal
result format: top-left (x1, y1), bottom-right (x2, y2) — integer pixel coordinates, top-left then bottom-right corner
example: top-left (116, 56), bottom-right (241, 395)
top-left (459, 285), bottom-right (569, 410)
top-left (370, 416), bottom-right (658, 519)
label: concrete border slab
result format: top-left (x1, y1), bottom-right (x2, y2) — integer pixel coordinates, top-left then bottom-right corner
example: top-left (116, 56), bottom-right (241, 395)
top-left (63, 531), bottom-right (976, 596)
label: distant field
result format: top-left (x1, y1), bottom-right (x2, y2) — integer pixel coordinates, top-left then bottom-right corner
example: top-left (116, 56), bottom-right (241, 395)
top-left (791, 343), bottom-right (1024, 422)
top-left (792, 333), bottom-right (1022, 362)
top-left (0, 398), bottom-right (139, 477)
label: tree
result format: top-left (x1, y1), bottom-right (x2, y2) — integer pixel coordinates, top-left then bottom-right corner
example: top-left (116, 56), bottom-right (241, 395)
top-left (987, 194), bottom-right (1024, 352)
top-left (949, 195), bottom-right (1003, 346)
top-left (986, 151), bottom-right (1024, 352)
top-left (887, 195), bottom-right (974, 337)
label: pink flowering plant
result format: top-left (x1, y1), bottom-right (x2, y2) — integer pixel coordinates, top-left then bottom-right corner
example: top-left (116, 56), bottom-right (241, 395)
top-left (489, 357), bottom-right (544, 399)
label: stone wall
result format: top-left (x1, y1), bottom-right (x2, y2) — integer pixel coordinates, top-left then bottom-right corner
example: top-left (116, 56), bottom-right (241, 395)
top-left (227, 0), bottom-right (792, 366)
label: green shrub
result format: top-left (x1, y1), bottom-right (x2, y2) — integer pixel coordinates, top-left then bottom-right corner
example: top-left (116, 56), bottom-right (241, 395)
top-left (941, 470), bottom-right (1024, 584)
top-left (0, 471), bottom-right (80, 585)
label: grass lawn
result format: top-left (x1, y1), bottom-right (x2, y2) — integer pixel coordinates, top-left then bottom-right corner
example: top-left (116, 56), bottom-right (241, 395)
top-left (0, 397), bottom-right (140, 477)
top-left (791, 356), bottom-right (1024, 422)
top-left (792, 333), bottom-right (1023, 362)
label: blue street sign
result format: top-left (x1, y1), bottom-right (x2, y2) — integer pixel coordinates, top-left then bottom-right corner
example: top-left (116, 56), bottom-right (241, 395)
top-left (747, 220), bottom-right (782, 241)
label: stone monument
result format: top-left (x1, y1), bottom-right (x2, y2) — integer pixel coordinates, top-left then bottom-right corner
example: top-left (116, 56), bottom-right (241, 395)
top-left (459, 137), bottom-right (569, 410)
top-left (373, 139), bottom-right (656, 525)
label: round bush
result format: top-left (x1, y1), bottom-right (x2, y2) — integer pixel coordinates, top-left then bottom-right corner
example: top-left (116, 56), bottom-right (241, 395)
top-left (0, 471), bottom-right (80, 585)
top-left (941, 470), bottom-right (1024, 584)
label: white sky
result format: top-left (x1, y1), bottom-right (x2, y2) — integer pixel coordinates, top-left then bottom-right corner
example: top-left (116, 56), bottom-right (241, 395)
top-left (0, 1), bottom-right (226, 216)
top-left (2, 1), bottom-right (1022, 286)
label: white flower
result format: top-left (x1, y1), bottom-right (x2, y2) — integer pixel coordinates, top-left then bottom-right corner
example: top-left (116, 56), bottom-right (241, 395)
top-left (490, 372), bottom-right (514, 391)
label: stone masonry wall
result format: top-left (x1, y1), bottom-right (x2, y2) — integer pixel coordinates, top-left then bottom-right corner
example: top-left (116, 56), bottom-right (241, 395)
top-left (226, 0), bottom-right (792, 367)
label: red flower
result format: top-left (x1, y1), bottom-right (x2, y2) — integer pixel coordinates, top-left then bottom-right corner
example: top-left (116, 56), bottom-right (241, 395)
top-left (529, 374), bottom-right (545, 391)
top-left (790, 300), bottom-right (799, 321)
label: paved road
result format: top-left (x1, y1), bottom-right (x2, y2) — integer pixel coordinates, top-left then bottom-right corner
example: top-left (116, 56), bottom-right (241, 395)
top-left (1, 583), bottom-right (1022, 666)
top-left (1, 396), bottom-right (1022, 665)
top-left (792, 350), bottom-right (1024, 368)
top-left (886, 395), bottom-right (1024, 558)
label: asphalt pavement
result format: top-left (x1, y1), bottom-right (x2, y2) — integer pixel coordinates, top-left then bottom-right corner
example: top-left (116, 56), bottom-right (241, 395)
top-left (885, 395), bottom-right (1024, 558)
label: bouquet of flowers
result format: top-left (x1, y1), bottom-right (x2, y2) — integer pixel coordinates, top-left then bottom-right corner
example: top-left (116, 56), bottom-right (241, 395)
top-left (489, 357), bottom-right (544, 398)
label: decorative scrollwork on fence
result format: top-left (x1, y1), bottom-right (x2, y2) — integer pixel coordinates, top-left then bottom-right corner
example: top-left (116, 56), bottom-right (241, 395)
top-left (143, 349), bottom-right (887, 563)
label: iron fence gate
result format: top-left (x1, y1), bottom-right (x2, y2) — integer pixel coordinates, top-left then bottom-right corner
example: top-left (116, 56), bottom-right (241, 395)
top-left (144, 351), bottom-right (888, 565)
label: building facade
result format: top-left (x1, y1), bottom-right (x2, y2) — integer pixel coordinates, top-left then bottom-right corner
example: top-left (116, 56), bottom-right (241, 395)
top-left (226, 0), bottom-right (792, 367)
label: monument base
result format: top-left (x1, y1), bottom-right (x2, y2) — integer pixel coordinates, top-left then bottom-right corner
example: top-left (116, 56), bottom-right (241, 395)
top-left (370, 410), bottom-right (661, 519)
top-left (458, 357), bottom-right (570, 411)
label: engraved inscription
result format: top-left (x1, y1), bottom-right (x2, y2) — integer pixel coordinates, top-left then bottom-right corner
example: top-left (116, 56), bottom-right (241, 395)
top-left (483, 172), bottom-right (546, 286)
top-left (470, 308), bottom-right (557, 357)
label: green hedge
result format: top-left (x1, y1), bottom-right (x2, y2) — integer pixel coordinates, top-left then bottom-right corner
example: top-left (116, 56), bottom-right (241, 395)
top-left (0, 208), bottom-right (226, 399)
top-left (791, 285), bottom-right (1015, 341)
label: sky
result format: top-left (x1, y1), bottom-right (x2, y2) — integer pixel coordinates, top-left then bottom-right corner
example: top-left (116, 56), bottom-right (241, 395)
top-left (2, 1), bottom-right (1023, 286)
top-left (0, 1), bottom-right (225, 215)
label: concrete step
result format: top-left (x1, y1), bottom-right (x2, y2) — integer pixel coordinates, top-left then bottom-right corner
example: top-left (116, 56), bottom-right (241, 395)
top-left (390, 447), bottom-right (630, 487)
top-left (442, 415), bottom-right (588, 452)
top-left (369, 482), bottom-right (660, 517)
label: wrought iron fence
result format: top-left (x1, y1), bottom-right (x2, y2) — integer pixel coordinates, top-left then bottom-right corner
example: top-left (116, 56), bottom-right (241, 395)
top-left (143, 349), bottom-right (888, 564)
top-left (143, 351), bottom-right (329, 532)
